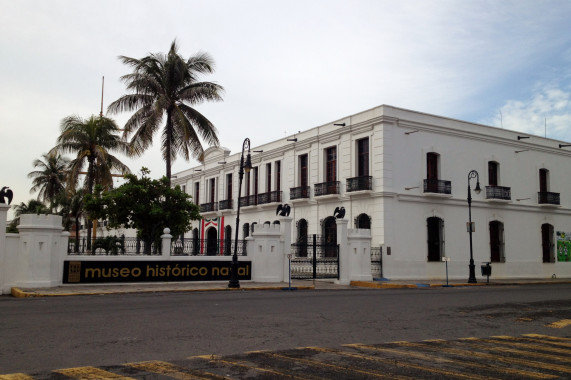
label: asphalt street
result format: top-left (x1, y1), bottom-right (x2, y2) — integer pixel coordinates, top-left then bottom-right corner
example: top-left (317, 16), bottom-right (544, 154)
top-left (1, 284), bottom-right (570, 377)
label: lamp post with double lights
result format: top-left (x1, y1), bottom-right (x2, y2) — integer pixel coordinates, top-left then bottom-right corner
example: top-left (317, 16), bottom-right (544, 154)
top-left (228, 138), bottom-right (252, 288)
top-left (467, 169), bottom-right (481, 283)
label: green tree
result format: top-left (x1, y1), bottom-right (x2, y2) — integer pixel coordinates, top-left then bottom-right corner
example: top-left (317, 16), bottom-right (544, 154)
top-left (108, 40), bottom-right (224, 184)
top-left (28, 152), bottom-right (70, 212)
top-left (51, 114), bottom-right (132, 245)
top-left (11, 199), bottom-right (50, 227)
top-left (84, 168), bottom-right (200, 254)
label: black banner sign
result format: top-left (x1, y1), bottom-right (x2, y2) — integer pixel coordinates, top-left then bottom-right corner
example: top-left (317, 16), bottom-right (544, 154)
top-left (63, 260), bottom-right (251, 283)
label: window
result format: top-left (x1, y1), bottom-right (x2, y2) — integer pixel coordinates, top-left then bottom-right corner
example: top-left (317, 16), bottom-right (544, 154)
top-left (275, 161), bottom-right (281, 191)
top-left (181, 185), bottom-right (186, 193)
top-left (357, 138), bottom-right (369, 177)
top-left (322, 216), bottom-right (337, 257)
top-left (226, 173), bottom-right (233, 200)
top-left (427, 217), bottom-right (444, 261)
top-left (245, 171), bottom-right (250, 197)
top-left (326, 147), bottom-right (337, 182)
top-left (243, 223), bottom-right (250, 239)
top-left (253, 167), bottom-right (259, 197)
top-left (542, 224), bottom-right (555, 263)
top-left (299, 154), bottom-right (308, 187)
top-left (194, 182), bottom-right (200, 205)
top-left (489, 221), bottom-right (505, 262)
top-left (539, 168), bottom-right (549, 193)
top-left (426, 152), bottom-right (439, 180)
top-left (266, 163), bottom-right (272, 192)
top-left (297, 219), bottom-right (308, 257)
top-left (209, 178), bottom-right (216, 203)
top-left (355, 213), bottom-right (371, 229)
top-left (224, 225), bottom-right (232, 255)
top-left (488, 161), bottom-right (498, 186)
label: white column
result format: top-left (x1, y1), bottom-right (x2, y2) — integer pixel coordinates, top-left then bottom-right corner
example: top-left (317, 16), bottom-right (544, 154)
top-left (280, 216), bottom-right (293, 282)
top-left (335, 218), bottom-right (350, 285)
top-left (161, 228), bottom-right (172, 259)
top-left (0, 204), bottom-right (10, 295)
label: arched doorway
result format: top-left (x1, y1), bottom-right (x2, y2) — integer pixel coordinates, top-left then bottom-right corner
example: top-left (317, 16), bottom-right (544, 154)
top-left (192, 228), bottom-right (199, 256)
top-left (542, 223), bottom-right (555, 263)
top-left (224, 225), bottom-right (232, 256)
top-left (489, 221), bottom-right (505, 262)
top-left (206, 227), bottom-right (218, 256)
top-left (297, 219), bottom-right (309, 257)
top-left (322, 216), bottom-right (337, 257)
top-left (355, 213), bottom-right (371, 229)
top-left (427, 217), bottom-right (444, 261)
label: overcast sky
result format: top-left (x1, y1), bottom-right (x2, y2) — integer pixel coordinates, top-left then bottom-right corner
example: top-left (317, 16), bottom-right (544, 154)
top-left (1, 0), bottom-right (570, 217)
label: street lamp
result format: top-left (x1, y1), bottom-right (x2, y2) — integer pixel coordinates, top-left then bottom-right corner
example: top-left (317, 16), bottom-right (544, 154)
top-left (467, 169), bottom-right (481, 283)
top-left (228, 138), bottom-right (252, 288)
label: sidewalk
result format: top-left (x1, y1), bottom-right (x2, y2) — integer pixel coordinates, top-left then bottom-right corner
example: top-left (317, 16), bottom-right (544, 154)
top-left (9, 277), bottom-right (571, 297)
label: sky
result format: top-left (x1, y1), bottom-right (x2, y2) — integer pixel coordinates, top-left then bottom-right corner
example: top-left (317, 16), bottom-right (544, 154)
top-left (1, 0), bottom-right (571, 218)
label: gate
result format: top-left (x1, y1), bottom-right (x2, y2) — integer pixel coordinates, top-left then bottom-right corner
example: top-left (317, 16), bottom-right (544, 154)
top-left (371, 246), bottom-right (383, 279)
top-left (290, 234), bottom-right (339, 280)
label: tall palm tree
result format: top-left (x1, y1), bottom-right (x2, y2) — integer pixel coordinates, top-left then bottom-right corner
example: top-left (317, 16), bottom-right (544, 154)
top-left (51, 114), bottom-right (131, 246)
top-left (28, 152), bottom-right (69, 212)
top-left (108, 40), bottom-right (224, 184)
top-left (12, 199), bottom-right (50, 225)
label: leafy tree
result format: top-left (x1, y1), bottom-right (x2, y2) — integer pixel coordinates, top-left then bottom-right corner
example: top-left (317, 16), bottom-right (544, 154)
top-left (84, 168), bottom-right (200, 253)
top-left (108, 40), bottom-right (224, 184)
top-left (28, 152), bottom-right (70, 212)
top-left (11, 199), bottom-right (50, 227)
top-left (51, 114), bottom-right (132, 244)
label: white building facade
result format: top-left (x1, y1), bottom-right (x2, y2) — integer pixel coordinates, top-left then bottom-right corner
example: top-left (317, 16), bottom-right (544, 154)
top-left (172, 105), bottom-right (571, 280)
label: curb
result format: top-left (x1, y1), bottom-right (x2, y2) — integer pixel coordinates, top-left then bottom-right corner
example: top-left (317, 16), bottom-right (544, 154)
top-left (10, 285), bottom-right (316, 298)
top-left (350, 280), bottom-right (571, 289)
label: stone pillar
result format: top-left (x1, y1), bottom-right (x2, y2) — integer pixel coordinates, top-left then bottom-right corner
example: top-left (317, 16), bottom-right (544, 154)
top-left (250, 224), bottom-right (283, 282)
top-left (0, 204), bottom-right (10, 295)
top-left (347, 228), bottom-right (373, 281)
top-left (17, 214), bottom-right (64, 288)
top-left (335, 218), bottom-right (350, 285)
top-left (161, 228), bottom-right (172, 259)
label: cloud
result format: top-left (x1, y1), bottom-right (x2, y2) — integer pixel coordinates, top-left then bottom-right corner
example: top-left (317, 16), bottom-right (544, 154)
top-left (482, 81), bottom-right (571, 141)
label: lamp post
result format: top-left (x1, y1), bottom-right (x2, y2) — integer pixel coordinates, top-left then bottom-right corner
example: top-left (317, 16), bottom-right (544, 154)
top-left (228, 138), bottom-right (252, 288)
top-left (467, 169), bottom-right (481, 283)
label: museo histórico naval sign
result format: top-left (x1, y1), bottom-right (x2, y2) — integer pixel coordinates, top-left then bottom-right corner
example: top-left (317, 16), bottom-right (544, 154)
top-left (63, 260), bottom-right (252, 283)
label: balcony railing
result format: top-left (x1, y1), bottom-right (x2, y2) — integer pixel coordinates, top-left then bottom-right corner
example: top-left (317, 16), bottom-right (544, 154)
top-left (199, 202), bottom-right (218, 213)
top-left (290, 186), bottom-right (310, 200)
top-left (347, 176), bottom-right (372, 192)
top-left (239, 194), bottom-right (258, 207)
top-left (218, 199), bottom-right (233, 210)
top-left (257, 190), bottom-right (282, 205)
top-left (314, 181), bottom-right (340, 196)
top-left (423, 179), bottom-right (451, 194)
top-left (485, 186), bottom-right (511, 200)
top-left (538, 191), bottom-right (560, 205)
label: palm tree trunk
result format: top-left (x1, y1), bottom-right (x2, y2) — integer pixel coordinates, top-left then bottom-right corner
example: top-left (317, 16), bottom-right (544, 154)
top-left (165, 112), bottom-right (172, 187)
top-left (86, 157), bottom-right (95, 251)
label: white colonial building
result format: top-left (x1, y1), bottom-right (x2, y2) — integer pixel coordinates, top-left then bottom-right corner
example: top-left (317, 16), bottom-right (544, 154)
top-left (172, 105), bottom-right (571, 280)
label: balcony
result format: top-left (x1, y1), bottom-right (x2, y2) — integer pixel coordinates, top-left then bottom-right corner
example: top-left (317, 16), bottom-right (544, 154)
top-left (485, 186), bottom-right (511, 201)
top-left (257, 190), bottom-right (282, 205)
top-left (538, 191), bottom-right (560, 205)
top-left (290, 186), bottom-right (310, 200)
top-left (423, 179), bottom-right (451, 195)
top-left (239, 194), bottom-right (257, 207)
top-left (347, 176), bottom-right (372, 192)
top-left (199, 202), bottom-right (218, 213)
top-left (218, 199), bottom-right (233, 210)
top-left (314, 181), bottom-right (340, 196)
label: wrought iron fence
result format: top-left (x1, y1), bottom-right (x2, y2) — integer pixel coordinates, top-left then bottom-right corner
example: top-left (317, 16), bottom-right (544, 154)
top-left (257, 190), bottom-right (282, 205)
top-left (538, 191), bottom-right (560, 205)
top-left (219, 199), bottom-right (233, 210)
top-left (314, 181), bottom-right (340, 196)
top-left (371, 246), bottom-right (383, 279)
top-left (239, 194), bottom-right (257, 207)
top-left (290, 186), bottom-right (310, 200)
top-left (68, 237), bottom-right (160, 255)
top-left (290, 235), bottom-right (339, 279)
top-left (347, 176), bottom-right (372, 192)
top-left (170, 238), bottom-right (247, 256)
top-left (200, 202), bottom-right (218, 213)
top-left (423, 179), bottom-right (452, 194)
top-left (485, 185), bottom-right (511, 200)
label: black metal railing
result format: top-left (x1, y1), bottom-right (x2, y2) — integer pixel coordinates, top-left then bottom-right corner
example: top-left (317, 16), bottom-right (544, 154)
top-left (170, 238), bottom-right (247, 256)
top-left (347, 176), bottom-right (372, 192)
top-left (290, 186), bottom-right (310, 200)
top-left (538, 191), bottom-right (560, 205)
top-left (199, 202), bottom-right (218, 213)
top-left (423, 179), bottom-right (451, 194)
top-left (68, 237), bottom-right (160, 255)
top-left (257, 190), bottom-right (282, 205)
top-left (239, 194), bottom-right (257, 207)
top-left (218, 199), bottom-right (233, 210)
top-left (314, 181), bottom-right (340, 196)
top-left (371, 246), bottom-right (383, 279)
top-left (485, 186), bottom-right (511, 200)
top-left (290, 234), bottom-right (339, 280)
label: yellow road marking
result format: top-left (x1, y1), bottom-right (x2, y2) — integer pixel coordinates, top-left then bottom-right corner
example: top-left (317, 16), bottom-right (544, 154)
top-left (345, 343), bottom-right (555, 379)
top-left (395, 341), bottom-right (571, 374)
top-left (260, 350), bottom-right (412, 380)
top-left (524, 334), bottom-right (571, 341)
top-left (340, 345), bottom-right (499, 380)
top-left (484, 338), bottom-right (571, 355)
top-left (0, 375), bottom-right (35, 380)
top-left (464, 341), bottom-right (571, 363)
top-left (55, 366), bottom-right (135, 379)
top-left (194, 355), bottom-right (319, 380)
top-left (127, 360), bottom-right (227, 380)
top-left (546, 319), bottom-right (571, 328)
top-left (520, 335), bottom-right (571, 348)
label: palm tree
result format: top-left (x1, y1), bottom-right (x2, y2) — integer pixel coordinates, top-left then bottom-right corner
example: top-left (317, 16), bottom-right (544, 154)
top-left (28, 152), bottom-right (69, 212)
top-left (108, 40), bottom-right (224, 184)
top-left (51, 114), bottom-right (131, 246)
top-left (12, 199), bottom-right (50, 226)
